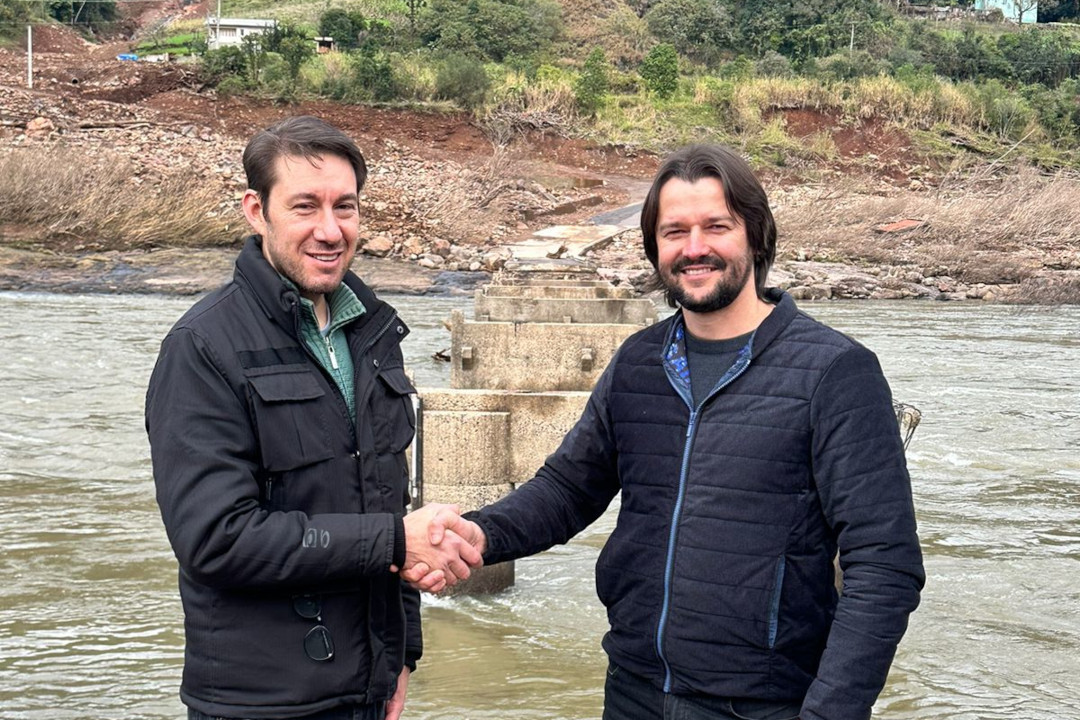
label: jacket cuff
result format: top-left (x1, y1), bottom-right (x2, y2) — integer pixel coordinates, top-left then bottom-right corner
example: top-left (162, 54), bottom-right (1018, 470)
top-left (393, 515), bottom-right (406, 569)
top-left (404, 648), bottom-right (421, 672)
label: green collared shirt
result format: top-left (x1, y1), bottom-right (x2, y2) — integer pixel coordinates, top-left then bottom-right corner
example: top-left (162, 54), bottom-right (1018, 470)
top-left (290, 281), bottom-right (366, 426)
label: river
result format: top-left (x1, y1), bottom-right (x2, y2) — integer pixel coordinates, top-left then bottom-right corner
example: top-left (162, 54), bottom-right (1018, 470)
top-left (1, 292), bottom-right (1078, 720)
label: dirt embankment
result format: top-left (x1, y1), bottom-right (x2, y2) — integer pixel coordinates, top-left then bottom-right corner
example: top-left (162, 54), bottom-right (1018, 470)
top-left (1, 20), bottom-right (1078, 302)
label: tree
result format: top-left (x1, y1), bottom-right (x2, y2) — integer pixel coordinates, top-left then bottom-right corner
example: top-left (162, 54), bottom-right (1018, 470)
top-left (319, 8), bottom-right (357, 47)
top-left (575, 47), bottom-right (610, 116)
top-left (640, 43), bottom-right (679, 99)
top-left (644, 0), bottom-right (732, 66)
top-left (407, 0), bottom-right (426, 33)
top-left (0, 0), bottom-right (31, 41)
top-left (278, 35), bottom-right (314, 81)
top-left (1012, 0), bottom-right (1039, 23)
top-left (419, 0), bottom-right (562, 63)
top-left (242, 34), bottom-right (267, 84)
top-left (47, 0), bottom-right (117, 31)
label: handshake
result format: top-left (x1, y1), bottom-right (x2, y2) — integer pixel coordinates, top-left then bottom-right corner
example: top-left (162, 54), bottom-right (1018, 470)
top-left (395, 503), bottom-right (487, 593)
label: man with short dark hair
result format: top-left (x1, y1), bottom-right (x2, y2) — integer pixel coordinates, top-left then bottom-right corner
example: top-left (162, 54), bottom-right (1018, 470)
top-left (414, 144), bottom-right (925, 720)
top-left (147, 116), bottom-right (479, 720)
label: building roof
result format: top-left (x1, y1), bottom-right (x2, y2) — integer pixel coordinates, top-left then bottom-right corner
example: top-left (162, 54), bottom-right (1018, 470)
top-left (205, 17), bottom-right (277, 29)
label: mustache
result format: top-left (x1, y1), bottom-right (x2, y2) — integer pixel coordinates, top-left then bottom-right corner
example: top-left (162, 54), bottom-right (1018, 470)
top-left (669, 256), bottom-right (727, 273)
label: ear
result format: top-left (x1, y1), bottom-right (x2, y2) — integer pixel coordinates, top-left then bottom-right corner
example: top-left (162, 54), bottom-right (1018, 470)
top-left (241, 189), bottom-right (268, 237)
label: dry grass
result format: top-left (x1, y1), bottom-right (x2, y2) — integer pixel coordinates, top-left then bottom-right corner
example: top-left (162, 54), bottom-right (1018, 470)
top-left (420, 142), bottom-right (524, 243)
top-left (777, 166), bottom-right (1080, 287)
top-left (0, 147), bottom-right (234, 249)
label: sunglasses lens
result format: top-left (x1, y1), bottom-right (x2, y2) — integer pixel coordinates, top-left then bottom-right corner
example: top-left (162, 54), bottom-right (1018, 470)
top-left (293, 595), bottom-right (321, 619)
top-left (304, 625), bottom-right (334, 662)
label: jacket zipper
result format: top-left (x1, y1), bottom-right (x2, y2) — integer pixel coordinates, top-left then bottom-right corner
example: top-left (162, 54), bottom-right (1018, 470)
top-left (656, 344), bottom-right (753, 693)
top-left (324, 335), bottom-right (339, 370)
top-left (359, 310), bottom-right (398, 360)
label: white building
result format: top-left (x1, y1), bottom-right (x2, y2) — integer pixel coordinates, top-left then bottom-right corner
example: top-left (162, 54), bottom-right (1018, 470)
top-left (975, 0), bottom-right (1039, 24)
top-left (205, 17), bottom-right (277, 50)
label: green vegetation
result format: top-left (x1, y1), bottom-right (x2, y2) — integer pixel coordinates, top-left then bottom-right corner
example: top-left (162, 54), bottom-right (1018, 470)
top-left (13, 0), bottom-right (1077, 168)
top-left (190, 2), bottom-right (1080, 164)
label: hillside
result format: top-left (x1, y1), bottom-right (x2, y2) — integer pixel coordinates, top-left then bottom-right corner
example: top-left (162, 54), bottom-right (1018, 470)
top-left (0, 7), bottom-right (1078, 302)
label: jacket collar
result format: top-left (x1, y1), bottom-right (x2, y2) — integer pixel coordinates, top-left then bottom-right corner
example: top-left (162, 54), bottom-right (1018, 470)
top-left (662, 287), bottom-right (798, 366)
top-left (233, 235), bottom-right (385, 338)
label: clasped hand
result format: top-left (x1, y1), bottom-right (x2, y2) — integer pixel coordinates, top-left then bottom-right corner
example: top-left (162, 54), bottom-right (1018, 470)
top-left (397, 503), bottom-right (487, 593)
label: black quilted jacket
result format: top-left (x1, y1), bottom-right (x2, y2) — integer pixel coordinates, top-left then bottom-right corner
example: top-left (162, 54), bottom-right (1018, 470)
top-left (473, 288), bottom-right (924, 720)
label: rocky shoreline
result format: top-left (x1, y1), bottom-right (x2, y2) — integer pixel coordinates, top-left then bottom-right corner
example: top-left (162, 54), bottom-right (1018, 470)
top-left (0, 229), bottom-right (1023, 303)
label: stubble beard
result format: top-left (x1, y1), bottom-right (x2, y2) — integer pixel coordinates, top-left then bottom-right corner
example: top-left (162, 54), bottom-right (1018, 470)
top-left (661, 253), bottom-right (754, 314)
top-left (264, 230), bottom-right (351, 298)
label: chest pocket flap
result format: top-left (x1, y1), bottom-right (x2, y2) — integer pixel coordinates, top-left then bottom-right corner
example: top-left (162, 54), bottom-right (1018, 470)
top-left (373, 367), bottom-right (416, 454)
top-left (248, 371), bottom-right (334, 472)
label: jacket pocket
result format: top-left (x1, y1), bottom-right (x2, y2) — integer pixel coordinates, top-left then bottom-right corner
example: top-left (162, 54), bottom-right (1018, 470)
top-left (767, 555), bottom-right (786, 649)
top-left (371, 367), bottom-right (416, 455)
top-left (248, 371), bottom-right (335, 472)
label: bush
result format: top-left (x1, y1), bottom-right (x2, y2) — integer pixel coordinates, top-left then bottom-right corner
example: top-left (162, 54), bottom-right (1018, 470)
top-left (815, 51), bottom-right (886, 83)
top-left (350, 51), bottom-right (404, 102)
top-left (199, 46), bottom-right (247, 85)
top-left (644, 0), bottom-right (732, 66)
top-left (975, 79), bottom-right (1036, 139)
top-left (216, 75), bottom-right (248, 98)
top-left (575, 47), bottom-right (610, 116)
top-left (435, 53), bottom-right (491, 109)
top-left (319, 7), bottom-right (366, 49)
top-left (419, 0), bottom-right (562, 63)
top-left (640, 43), bottom-right (679, 99)
top-left (756, 51), bottom-right (793, 78)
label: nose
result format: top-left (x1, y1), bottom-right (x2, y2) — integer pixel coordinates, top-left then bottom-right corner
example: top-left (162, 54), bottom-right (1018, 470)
top-left (684, 226), bottom-right (709, 258)
top-left (313, 208), bottom-right (343, 244)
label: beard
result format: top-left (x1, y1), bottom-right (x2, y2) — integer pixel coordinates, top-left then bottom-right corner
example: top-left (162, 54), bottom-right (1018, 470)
top-left (660, 252), bottom-right (754, 313)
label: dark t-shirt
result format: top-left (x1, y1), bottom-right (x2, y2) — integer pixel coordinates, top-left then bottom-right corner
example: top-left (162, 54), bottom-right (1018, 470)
top-left (685, 329), bottom-right (754, 409)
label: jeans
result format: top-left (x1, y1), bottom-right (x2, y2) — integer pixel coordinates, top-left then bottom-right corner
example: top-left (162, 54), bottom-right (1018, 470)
top-left (187, 704), bottom-right (383, 720)
top-left (602, 662), bottom-right (802, 720)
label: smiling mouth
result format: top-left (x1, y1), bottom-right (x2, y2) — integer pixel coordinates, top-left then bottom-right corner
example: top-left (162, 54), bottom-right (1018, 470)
top-left (309, 252), bottom-right (342, 263)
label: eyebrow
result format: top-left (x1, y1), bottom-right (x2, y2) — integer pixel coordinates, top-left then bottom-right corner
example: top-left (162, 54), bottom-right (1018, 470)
top-left (285, 192), bottom-right (359, 205)
top-left (657, 214), bottom-right (736, 233)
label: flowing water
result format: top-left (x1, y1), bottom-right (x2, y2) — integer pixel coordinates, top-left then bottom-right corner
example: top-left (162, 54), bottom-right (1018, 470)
top-left (1, 292), bottom-right (1078, 720)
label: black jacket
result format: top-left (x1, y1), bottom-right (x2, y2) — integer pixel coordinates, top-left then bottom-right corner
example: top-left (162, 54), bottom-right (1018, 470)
top-left (146, 238), bottom-right (421, 718)
top-left (472, 289), bottom-right (924, 720)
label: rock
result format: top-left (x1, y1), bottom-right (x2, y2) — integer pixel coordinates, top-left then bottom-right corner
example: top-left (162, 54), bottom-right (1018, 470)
top-left (432, 238), bottom-right (452, 258)
top-left (362, 236), bottom-right (394, 257)
top-left (401, 237), bottom-right (423, 257)
top-left (788, 284), bottom-right (833, 300)
top-left (26, 116), bottom-right (56, 139)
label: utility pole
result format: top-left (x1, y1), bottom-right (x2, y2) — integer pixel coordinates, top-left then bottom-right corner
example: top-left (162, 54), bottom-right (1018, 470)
top-left (27, 24), bottom-right (32, 89)
top-left (849, 21), bottom-right (855, 54)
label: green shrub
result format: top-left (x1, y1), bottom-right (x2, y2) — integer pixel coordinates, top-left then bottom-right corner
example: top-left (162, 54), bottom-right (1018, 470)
top-left (435, 53), bottom-right (491, 109)
top-left (975, 79), bottom-right (1036, 139)
top-left (199, 46), bottom-right (247, 85)
top-left (350, 51), bottom-right (404, 102)
top-left (756, 51), bottom-right (793, 78)
top-left (815, 51), bottom-right (886, 83)
top-left (216, 75), bottom-right (248, 97)
top-left (319, 8), bottom-right (367, 49)
top-left (640, 43), bottom-right (679, 99)
top-left (644, 0), bottom-right (732, 66)
top-left (419, 0), bottom-right (562, 63)
top-left (575, 48), bottom-right (611, 117)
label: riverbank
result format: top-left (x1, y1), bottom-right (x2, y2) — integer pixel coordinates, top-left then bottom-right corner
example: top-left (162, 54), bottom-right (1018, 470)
top-left (2, 27), bottom-right (1079, 303)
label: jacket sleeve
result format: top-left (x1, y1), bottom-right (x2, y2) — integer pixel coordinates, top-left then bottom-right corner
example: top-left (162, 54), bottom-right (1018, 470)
top-left (402, 580), bottom-right (423, 670)
top-left (469, 359), bottom-right (622, 564)
top-left (146, 327), bottom-right (400, 589)
top-left (800, 345), bottom-right (925, 720)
